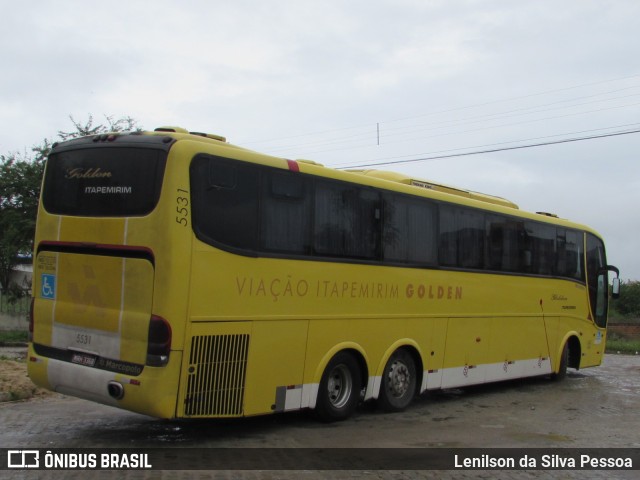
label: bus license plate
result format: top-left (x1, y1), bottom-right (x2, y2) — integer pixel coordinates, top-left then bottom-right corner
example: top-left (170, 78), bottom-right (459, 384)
top-left (71, 353), bottom-right (97, 367)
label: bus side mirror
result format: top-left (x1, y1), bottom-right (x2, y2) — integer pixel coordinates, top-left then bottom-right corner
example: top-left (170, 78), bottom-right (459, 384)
top-left (601, 265), bottom-right (620, 299)
top-left (611, 277), bottom-right (620, 299)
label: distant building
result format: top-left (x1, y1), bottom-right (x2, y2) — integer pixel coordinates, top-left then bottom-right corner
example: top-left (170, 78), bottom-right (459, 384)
top-left (9, 255), bottom-right (33, 294)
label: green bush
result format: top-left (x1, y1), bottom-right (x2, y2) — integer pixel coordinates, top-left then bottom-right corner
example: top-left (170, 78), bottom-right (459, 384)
top-left (605, 336), bottom-right (640, 354)
top-left (610, 280), bottom-right (640, 321)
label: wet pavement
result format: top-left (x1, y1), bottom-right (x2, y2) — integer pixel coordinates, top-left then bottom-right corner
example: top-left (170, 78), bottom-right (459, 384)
top-left (1, 353), bottom-right (639, 479)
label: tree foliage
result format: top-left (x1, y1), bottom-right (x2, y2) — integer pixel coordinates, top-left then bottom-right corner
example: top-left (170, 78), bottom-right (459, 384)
top-left (0, 115), bottom-right (140, 299)
top-left (0, 153), bottom-right (44, 294)
top-left (611, 280), bottom-right (640, 318)
top-left (57, 114), bottom-right (140, 141)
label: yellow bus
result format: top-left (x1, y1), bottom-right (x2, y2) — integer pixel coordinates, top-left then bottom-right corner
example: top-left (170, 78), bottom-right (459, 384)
top-left (28, 127), bottom-right (619, 421)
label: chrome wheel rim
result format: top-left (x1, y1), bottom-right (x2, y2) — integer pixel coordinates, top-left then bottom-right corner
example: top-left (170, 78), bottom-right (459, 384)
top-left (327, 364), bottom-right (353, 408)
top-left (387, 360), bottom-right (411, 398)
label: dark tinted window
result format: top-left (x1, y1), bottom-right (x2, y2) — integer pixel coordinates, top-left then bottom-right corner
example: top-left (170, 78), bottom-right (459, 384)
top-left (556, 229), bottom-right (583, 280)
top-left (439, 205), bottom-right (485, 269)
top-left (524, 222), bottom-right (556, 275)
top-left (190, 156), bottom-right (259, 251)
top-left (314, 181), bottom-right (380, 259)
top-left (487, 215), bottom-right (525, 272)
top-left (43, 147), bottom-right (167, 216)
top-left (261, 171), bottom-right (311, 254)
top-left (384, 194), bottom-right (437, 264)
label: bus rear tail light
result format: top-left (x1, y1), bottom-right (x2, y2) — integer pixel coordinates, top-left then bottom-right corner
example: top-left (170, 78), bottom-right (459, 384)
top-left (146, 315), bottom-right (172, 367)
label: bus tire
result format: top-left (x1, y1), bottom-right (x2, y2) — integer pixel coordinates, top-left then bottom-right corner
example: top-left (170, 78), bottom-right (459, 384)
top-left (378, 349), bottom-right (417, 412)
top-left (315, 352), bottom-right (361, 422)
top-left (551, 342), bottom-right (569, 381)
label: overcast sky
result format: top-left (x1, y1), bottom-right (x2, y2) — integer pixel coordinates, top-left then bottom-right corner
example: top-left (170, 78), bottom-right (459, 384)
top-left (1, 0), bottom-right (639, 280)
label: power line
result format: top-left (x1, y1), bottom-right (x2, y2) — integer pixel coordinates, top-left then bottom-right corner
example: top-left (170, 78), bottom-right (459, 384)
top-left (238, 73), bottom-right (640, 148)
top-left (335, 127), bottom-right (640, 170)
top-left (256, 91), bottom-right (640, 157)
top-left (332, 122), bottom-right (640, 167)
top-left (269, 97), bottom-right (640, 160)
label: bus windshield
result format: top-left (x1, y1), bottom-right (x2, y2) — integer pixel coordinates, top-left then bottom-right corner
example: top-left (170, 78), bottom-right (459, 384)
top-left (43, 147), bottom-right (167, 217)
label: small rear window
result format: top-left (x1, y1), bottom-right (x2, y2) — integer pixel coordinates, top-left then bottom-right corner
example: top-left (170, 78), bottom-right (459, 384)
top-left (43, 147), bottom-right (167, 216)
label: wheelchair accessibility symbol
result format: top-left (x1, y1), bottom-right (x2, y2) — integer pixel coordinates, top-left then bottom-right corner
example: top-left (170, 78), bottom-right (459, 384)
top-left (41, 274), bottom-right (56, 300)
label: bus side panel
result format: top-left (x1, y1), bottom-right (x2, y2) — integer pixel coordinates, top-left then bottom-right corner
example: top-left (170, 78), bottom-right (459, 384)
top-left (487, 316), bottom-right (551, 382)
top-left (441, 317), bottom-right (489, 388)
top-left (244, 320), bottom-right (308, 416)
top-left (419, 317), bottom-right (448, 391)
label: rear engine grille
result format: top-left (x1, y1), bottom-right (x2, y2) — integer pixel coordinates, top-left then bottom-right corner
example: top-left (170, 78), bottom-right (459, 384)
top-left (184, 334), bottom-right (250, 416)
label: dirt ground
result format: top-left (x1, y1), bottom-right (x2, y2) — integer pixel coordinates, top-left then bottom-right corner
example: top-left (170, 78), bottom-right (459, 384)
top-left (0, 347), bottom-right (53, 402)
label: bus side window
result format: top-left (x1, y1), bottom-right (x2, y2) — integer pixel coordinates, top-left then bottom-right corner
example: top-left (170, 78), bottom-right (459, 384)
top-left (261, 171), bottom-right (311, 254)
top-left (439, 205), bottom-right (484, 269)
top-left (557, 229), bottom-right (583, 281)
top-left (524, 222), bottom-right (556, 275)
top-left (191, 155), bottom-right (259, 251)
top-left (384, 194), bottom-right (437, 265)
top-left (314, 181), bottom-right (381, 259)
top-left (209, 161), bottom-right (237, 189)
top-left (487, 215), bottom-right (523, 272)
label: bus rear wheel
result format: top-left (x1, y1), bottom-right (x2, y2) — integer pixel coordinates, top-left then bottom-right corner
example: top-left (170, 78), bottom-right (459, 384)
top-left (378, 349), bottom-right (417, 412)
top-left (315, 352), bottom-right (361, 422)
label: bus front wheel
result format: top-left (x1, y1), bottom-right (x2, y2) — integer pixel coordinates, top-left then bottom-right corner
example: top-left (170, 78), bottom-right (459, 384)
top-left (378, 349), bottom-right (417, 412)
top-left (315, 352), bottom-right (361, 422)
top-left (551, 342), bottom-right (569, 381)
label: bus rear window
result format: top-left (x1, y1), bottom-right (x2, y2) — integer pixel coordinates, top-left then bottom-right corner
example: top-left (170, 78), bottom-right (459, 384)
top-left (43, 147), bottom-right (167, 216)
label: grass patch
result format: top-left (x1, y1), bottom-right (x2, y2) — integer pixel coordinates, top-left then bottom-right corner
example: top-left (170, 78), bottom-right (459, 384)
top-left (605, 336), bottom-right (640, 355)
top-left (0, 330), bottom-right (28, 344)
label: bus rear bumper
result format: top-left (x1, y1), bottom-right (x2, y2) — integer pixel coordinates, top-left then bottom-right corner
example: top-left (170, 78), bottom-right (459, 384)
top-left (27, 343), bottom-right (182, 419)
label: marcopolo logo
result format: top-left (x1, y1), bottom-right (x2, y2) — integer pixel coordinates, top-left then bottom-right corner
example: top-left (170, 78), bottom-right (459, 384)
top-left (8, 450), bottom-right (39, 468)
